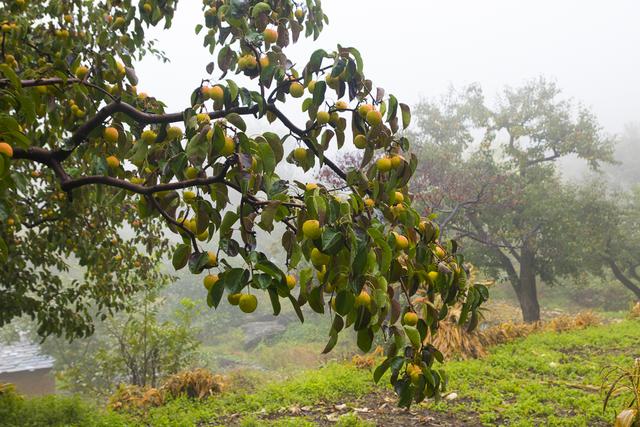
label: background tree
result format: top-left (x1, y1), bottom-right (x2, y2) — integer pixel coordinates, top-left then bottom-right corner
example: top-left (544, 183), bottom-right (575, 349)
top-left (49, 289), bottom-right (201, 397)
top-left (574, 183), bottom-right (640, 301)
top-left (410, 78), bottom-right (614, 321)
top-left (0, 0), bottom-right (488, 406)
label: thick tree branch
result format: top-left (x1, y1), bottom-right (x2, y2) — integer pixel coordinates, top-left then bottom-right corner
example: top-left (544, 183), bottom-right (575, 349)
top-left (13, 99), bottom-right (349, 201)
top-left (525, 148), bottom-right (561, 167)
top-left (465, 213), bottom-right (521, 288)
top-left (0, 77), bottom-right (81, 88)
top-left (607, 258), bottom-right (640, 300)
top-left (58, 102), bottom-right (259, 161)
top-left (62, 171), bottom-right (230, 194)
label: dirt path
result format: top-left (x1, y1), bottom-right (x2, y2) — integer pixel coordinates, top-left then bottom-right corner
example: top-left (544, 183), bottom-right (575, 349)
top-left (217, 389), bottom-right (481, 426)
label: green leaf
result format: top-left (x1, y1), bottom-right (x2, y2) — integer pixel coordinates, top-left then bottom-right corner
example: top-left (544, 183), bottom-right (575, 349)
top-left (357, 328), bottom-right (374, 352)
top-left (255, 257), bottom-right (285, 280)
top-left (222, 268), bottom-right (250, 294)
top-left (263, 132), bottom-right (283, 163)
top-left (0, 236), bottom-right (7, 263)
top-left (404, 325), bottom-right (422, 349)
top-left (335, 290), bottom-right (355, 316)
top-left (258, 201), bottom-right (280, 232)
top-left (226, 79), bottom-right (239, 101)
top-left (257, 142), bottom-right (275, 174)
top-left (219, 211), bottom-right (238, 239)
top-left (374, 356), bottom-right (402, 383)
top-left (289, 295), bottom-right (305, 323)
top-left (225, 113), bottom-right (246, 132)
top-left (368, 228), bottom-right (391, 273)
top-left (172, 244), bottom-right (191, 270)
top-left (207, 279), bottom-right (225, 309)
top-left (251, 1), bottom-right (271, 18)
top-left (321, 228), bottom-right (343, 254)
top-left (400, 103), bottom-right (411, 129)
top-left (331, 58), bottom-right (346, 78)
top-left (322, 331), bottom-right (338, 354)
top-left (268, 288), bottom-right (281, 315)
top-left (188, 251), bottom-right (209, 274)
top-left (185, 131), bottom-right (208, 164)
top-left (307, 49), bottom-right (328, 73)
top-left (387, 94), bottom-right (398, 123)
top-left (308, 285), bottom-right (325, 314)
top-left (347, 47), bottom-right (363, 73)
top-left (0, 64), bottom-right (22, 92)
top-left (313, 80), bottom-right (326, 106)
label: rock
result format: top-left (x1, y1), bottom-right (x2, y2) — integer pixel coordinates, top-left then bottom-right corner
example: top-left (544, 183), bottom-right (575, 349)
top-left (241, 320), bottom-right (286, 349)
top-left (445, 392), bottom-right (458, 400)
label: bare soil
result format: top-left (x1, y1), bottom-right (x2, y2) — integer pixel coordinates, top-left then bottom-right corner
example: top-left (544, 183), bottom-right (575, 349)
top-left (216, 389), bottom-right (482, 426)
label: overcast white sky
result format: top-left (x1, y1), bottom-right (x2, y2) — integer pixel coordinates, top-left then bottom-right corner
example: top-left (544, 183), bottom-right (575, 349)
top-left (137, 0), bottom-right (640, 136)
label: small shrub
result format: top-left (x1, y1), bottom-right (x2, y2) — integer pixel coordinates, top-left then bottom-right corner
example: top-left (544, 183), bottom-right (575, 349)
top-left (546, 311), bottom-right (600, 332)
top-left (351, 346), bottom-right (383, 369)
top-left (1, 384), bottom-right (127, 427)
top-left (108, 384), bottom-right (164, 412)
top-left (0, 383), bottom-right (23, 424)
top-left (629, 302), bottom-right (640, 319)
top-left (162, 368), bottom-right (224, 400)
top-left (432, 311), bottom-right (602, 360)
top-left (430, 321), bottom-right (488, 359)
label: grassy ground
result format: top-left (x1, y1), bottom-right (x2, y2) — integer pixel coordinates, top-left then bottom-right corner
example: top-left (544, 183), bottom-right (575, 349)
top-left (3, 320), bottom-right (638, 426)
top-left (428, 319), bottom-right (639, 426)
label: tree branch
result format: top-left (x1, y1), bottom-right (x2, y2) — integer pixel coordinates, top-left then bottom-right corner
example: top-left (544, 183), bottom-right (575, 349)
top-left (465, 212), bottom-right (520, 288)
top-left (147, 194), bottom-right (199, 252)
top-left (266, 103), bottom-right (347, 181)
top-left (607, 258), bottom-right (640, 300)
top-left (14, 99), bottom-right (349, 199)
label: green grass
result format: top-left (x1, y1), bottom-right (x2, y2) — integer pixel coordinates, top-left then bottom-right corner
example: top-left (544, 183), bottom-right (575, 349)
top-left (0, 393), bottom-right (129, 427)
top-left (128, 362), bottom-right (373, 426)
top-left (0, 362), bottom-right (373, 427)
top-left (4, 321), bottom-right (638, 426)
top-left (429, 320), bottom-right (640, 426)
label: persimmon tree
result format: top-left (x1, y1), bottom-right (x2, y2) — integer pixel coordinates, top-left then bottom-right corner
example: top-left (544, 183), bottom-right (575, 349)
top-left (0, 0), bottom-right (487, 406)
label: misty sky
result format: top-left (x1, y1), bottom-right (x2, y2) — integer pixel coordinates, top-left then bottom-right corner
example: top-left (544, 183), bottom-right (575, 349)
top-left (137, 0), bottom-right (640, 137)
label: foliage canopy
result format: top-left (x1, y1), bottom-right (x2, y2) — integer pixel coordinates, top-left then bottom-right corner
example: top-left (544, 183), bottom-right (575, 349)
top-left (0, 0), bottom-right (487, 405)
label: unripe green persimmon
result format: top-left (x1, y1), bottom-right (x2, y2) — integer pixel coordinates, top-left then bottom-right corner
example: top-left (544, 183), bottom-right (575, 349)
top-left (289, 82), bottom-right (304, 98)
top-left (302, 219), bottom-right (322, 240)
top-left (376, 157), bottom-right (392, 172)
top-left (366, 109), bottom-right (382, 126)
top-left (316, 111), bottom-right (330, 125)
top-left (354, 134), bottom-right (367, 149)
top-left (239, 294), bottom-right (258, 313)
top-left (293, 147), bottom-right (307, 163)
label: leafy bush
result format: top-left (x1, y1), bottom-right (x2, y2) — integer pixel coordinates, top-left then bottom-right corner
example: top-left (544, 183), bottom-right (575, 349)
top-left (0, 384), bottom-right (128, 427)
top-left (0, 383), bottom-right (22, 423)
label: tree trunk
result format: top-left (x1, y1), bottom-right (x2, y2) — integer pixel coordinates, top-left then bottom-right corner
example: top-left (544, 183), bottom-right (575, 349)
top-left (514, 246), bottom-right (540, 322)
top-left (608, 259), bottom-right (640, 300)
